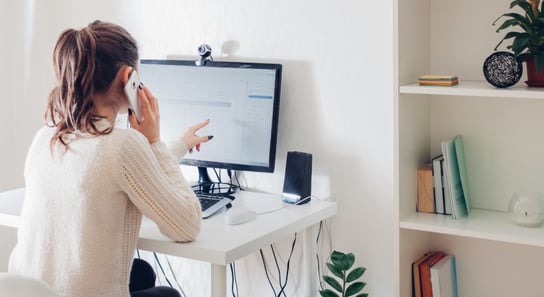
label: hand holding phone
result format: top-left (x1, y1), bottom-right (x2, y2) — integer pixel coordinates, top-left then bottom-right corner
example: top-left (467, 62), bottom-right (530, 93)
top-left (124, 70), bottom-right (143, 122)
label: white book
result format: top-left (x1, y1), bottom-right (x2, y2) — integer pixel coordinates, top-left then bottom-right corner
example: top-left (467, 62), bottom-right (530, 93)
top-left (430, 255), bottom-right (458, 297)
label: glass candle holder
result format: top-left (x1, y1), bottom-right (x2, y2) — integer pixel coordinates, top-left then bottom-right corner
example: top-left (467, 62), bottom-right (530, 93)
top-left (508, 192), bottom-right (544, 227)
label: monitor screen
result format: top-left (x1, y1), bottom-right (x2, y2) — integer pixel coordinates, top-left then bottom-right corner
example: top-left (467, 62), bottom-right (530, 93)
top-left (139, 59), bottom-right (282, 175)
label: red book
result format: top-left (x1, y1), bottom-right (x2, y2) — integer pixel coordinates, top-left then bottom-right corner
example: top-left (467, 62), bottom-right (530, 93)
top-left (419, 251), bottom-right (446, 297)
top-left (412, 252), bottom-right (436, 297)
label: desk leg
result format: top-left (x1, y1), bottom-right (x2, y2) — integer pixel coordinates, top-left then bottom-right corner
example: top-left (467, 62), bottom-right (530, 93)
top-left (302, 224), bottom-right (318, 296)
top-left (211, 263), bottom-right (226, 297)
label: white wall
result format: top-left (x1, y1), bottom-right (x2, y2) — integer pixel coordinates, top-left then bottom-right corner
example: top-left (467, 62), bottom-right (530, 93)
top-left (0, 1), bottom-right (13, 190)
top-left (0, 0), bottom-right (395, 296)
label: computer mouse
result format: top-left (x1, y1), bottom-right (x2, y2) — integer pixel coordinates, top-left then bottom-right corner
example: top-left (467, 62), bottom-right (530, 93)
top-left (224, 207), bottom-right (257, 225)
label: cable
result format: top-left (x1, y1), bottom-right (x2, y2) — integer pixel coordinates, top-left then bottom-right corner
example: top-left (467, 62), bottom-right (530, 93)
top-left (255, 195), bottom-right (315, 216)
top-left (270, 245), bottom-right (286, 297)
top-left (316, 220), bottom-right (323, 243)
top-left (192, 182), bottom-right (238, 195)
top-left (316, 221), bottom-right (324, 290)
top-left (227, 170), bottom-right (233, 184)
top-left (276, 233), bottom-right (297, 297)
top-left (153, 252), bottom-right (173, 287)
top-left (165, 255), bottom-right (188, 297)
top-left (234, 171), bottom-right (245, 191)
top-left (260, 249), bottom-right (278, 296)
top-left (316, 219), bottom-right (333, 291)
top-left (235, 170), bottom-right (248, 191)
top-left (212, 168), bottom-right (222, 183)
top-left (229, 262), bottom-right (239, 297)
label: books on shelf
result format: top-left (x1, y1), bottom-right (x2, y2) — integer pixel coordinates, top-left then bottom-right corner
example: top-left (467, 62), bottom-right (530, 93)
top-left (417, 155), bottom-right (451, 215)
top-left (419, 251), bottom-right (446, 297)
top-left (431, 155), bottom-right (445, 214)
top-left (418, 75), bottom-right (459, 86)
top-left (412, 252), bottom-right (458, 297)
top-left (441, 135), bottom-right (471, 219)
top-left (417, 164), bottom-right (435, 213)
top-left (412, 252), bottom-right (432, 297)
top-left (416, 134), bottom-right (470, 218)
top-left (431, 255), bottom-right (458, 297)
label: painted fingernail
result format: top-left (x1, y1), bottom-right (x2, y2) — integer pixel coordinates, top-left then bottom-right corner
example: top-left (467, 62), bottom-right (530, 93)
top-left (128, 109), bottom-right (133, 116)
top-left (208, 135), bottom-right (214, 140)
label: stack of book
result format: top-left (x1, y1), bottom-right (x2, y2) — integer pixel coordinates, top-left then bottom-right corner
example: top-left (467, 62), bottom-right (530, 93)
top-left (418, 75), bottom-right (459, 86)
top-left (416, 135), bottom-right (471, 219)
top-left (412, 251), bottom-right (458, 297)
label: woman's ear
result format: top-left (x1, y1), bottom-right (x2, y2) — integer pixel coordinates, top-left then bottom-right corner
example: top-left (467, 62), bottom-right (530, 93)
top-left (119, 66), bottom-right (134, 85)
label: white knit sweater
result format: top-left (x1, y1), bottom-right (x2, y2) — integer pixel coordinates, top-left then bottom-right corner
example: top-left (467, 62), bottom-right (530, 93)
top-left (8, 119), bottom-right (202, 297)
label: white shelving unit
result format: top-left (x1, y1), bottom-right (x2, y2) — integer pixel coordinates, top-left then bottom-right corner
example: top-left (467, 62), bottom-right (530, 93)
top-left (396, 1), bottom-right (544, 297)
top-left (400, 81), bottom-right (544, 99)
top-left (400, 209), bottom-right (544, 248)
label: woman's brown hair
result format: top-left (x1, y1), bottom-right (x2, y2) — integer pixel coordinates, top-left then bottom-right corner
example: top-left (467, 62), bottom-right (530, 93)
top-left (45, 20), bottom-right (138, 149)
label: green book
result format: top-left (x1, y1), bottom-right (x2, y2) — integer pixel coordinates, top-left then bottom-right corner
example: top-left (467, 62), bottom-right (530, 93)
top-left (441, 135), bottom-right (471, 219)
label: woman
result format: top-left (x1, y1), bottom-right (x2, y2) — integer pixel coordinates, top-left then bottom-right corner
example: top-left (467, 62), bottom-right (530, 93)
top-left (8, 20), bottom-right (208, 297)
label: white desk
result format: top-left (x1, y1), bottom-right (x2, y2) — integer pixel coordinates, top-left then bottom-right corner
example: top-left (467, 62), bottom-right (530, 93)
top-left (0, 188), bottom-right (337, 297)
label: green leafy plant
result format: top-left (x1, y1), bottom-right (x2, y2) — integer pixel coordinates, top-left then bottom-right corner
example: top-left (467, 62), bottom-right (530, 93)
top-left (493, 0), bottom-right (544, 72)
top-left (319, 250), bottom-right (368, 297)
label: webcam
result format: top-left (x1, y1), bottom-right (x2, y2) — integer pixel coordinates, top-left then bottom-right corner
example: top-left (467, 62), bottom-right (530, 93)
top-left (196, 43), bottom-right (213, 66)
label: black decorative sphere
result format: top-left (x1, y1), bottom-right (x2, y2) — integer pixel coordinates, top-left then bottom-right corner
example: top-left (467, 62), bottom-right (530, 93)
top-left (483, 51), bottom-right (523, 88)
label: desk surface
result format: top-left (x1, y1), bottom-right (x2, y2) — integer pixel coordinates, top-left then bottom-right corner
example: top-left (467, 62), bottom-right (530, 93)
top-left (0, 188), bottom-right (337, 265)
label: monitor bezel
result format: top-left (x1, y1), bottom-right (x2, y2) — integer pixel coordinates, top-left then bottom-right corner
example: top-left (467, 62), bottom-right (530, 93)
top-left (139, 59), bottom-right (282, 173)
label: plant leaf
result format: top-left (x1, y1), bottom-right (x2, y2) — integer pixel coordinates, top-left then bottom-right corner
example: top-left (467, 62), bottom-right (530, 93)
top-left (515, 0), bottom-right (536, 20)
top-left (346, 267), bottom-right (367, 282)
top-left (517, 52), bottom-right (532, 62)
top-left (323, 275), bottom-right (343, 293)
top-left (345, 282), bottom-right (366, 297)
top-left (331, 250), bottom-right (347, 265)
top-left (512, 34), bottom-right (530, 54)
top-left (495, 14), bottom-right (533, 33)
top-left (327, 263), bottom-right (344, 279)
top-left (319, 289), bottom-right (341, 297)
top-left (331, 251), bottom-right (352, 272)
top-left (344, 253), bottom-right (355, 270)
top-left (354, 294), bottom-right (368, 297)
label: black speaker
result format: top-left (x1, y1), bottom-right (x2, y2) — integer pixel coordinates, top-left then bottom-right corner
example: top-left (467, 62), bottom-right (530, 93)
top-left (282, 151), bottom-right (312, 204)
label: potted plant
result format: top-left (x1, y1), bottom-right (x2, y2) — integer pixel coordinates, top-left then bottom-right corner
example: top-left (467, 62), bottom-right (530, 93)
top-left (494, 0), bottom-right (544, 86)
top-left (319, 250), bottom-right (368, 297)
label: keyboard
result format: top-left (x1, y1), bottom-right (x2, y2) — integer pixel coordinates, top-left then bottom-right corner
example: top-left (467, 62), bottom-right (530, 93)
top-left (196, 192), bottom-right (233, 219)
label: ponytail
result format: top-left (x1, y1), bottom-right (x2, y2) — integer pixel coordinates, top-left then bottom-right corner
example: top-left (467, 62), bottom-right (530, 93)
top-left (45, 20), bottom-right (138, 150)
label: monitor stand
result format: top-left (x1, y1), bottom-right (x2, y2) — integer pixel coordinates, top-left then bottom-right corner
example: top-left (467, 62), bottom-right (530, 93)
top-left (192, 166), bottom-right (237, 195)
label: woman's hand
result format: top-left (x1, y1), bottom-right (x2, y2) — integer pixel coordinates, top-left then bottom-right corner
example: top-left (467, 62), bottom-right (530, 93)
top-left (183, 119), bottom-right (213, 153)
top-left (128, 85), bottom-right (161, 144)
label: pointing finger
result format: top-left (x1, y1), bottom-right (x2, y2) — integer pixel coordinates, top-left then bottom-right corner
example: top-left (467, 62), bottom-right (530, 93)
top-left (191, 119), bottom-right (210, 132)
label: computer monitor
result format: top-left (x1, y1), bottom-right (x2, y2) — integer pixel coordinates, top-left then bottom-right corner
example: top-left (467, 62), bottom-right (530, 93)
top-left (139, 59), bottom-right (282, 194)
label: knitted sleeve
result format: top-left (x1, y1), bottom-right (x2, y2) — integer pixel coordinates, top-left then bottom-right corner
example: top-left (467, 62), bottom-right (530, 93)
top-left (116, 131), bottom-right (201, 242)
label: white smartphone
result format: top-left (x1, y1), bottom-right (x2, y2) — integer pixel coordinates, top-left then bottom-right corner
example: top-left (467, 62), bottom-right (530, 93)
top-left (124, 70), bottom-right (143, 122)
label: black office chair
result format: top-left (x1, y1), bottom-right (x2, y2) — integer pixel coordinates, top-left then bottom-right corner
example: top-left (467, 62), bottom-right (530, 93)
top-left (130, 258), bottom-right (181, 297)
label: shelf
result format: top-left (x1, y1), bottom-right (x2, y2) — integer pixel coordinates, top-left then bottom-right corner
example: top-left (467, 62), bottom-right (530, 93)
top-left (400, 80), bottom-right (544, 99)
top-left (400, 209), bottom-right (544, 248)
